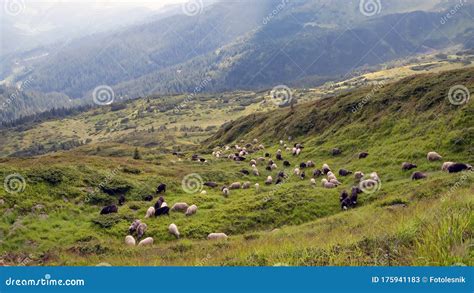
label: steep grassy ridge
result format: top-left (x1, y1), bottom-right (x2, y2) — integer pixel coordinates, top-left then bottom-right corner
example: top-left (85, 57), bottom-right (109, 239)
top-left (0, 68), bottom-right (472, 266)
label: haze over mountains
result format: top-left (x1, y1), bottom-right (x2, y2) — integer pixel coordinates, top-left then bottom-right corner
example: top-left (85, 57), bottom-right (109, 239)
top-left (1, 0), bottom-right (474, 123)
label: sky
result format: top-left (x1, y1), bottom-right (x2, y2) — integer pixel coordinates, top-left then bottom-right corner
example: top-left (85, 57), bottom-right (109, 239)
top-left (24, 0), bottom-right (188, 11)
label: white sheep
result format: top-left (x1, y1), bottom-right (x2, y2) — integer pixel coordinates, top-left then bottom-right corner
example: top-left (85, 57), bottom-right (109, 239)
top-left (306, 161), bottom-right (315, 168)
top-left (252, 168), bottom-right (260, 176)
top-left (185, 204), bottom-right (198, 216)
top-left (145, 206), bottom-right (155, 218)
top-left (229, 182), bottom-right (242, 189)
top-left (280, 140), bottom-right (284, 145)
top-left (250, 159), bottom-right (257, 166)
top-left (369, 172), bottom-right (380, 182)
top-left (296, 148), bottom-right (301, 156)
top-left (137, 223), bottom-right (148, 239)
top-left (169, 223), bottom-right (180, 239)
top-left (329, 179), bottom-right (341, 186)
top-left (265, 176), bottom-right (273, 185)
top-left (171, 203), bottom-right (189, 213)
top-left (294, 168), bottom-right (300, 175)
top-left (207, 233), bottom-right (228, 240)
top-left (271, 163), bottom-right (277, 170)
top-left (292, 147), bottom-right (297, 155)
top-left (442, 162), bottom-right (454, 172)
top-left (255, 183), bottom-right (260, 192)
top-left (427, 151), bottom-right (442, 161)
top-left (354, 171), bottom-right (364, 181)
top-left (327, 171), bottom-right (337, 181)
top-left (223, 188), bottom-right (230, 197)
top-left (125, 235), bottom-right (136, 246)
top-left (161, 202), bottom-right (168, 208)
top-left (138, 237), bottom-right (154, 247)
top-left (201, 190), bottom-right (207, 195)
top-left (321, 179), bottom-right (336, 189)
top-left (310, 178), bottom-right (316, 186)
top-left (242, 182), bottom-right (251, 189)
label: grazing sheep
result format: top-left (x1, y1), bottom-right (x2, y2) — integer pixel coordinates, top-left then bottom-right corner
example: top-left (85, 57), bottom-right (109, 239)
top-left (427, 151), bottom-right (442, 161)
top-left (265, 176), bottom-right (273, 185)
top-left (143, 195), bottom-right (153, 201)
top-left (310, 178), bottom-right (316, 186)
top-left (171, 203), bottom-right (189, 212)
top-left (145, 206), bottom-right (155, 218)
top-left (294, 168), bottom-right (300, 176)
top-left (229, 182), bottom-right (242, 190)
top-left (138, 237), bottom-right (154, 247)
top-left (296, 148), bottom-right (301, 156)
top-left (265, 153), bottom-right (271, 158)
top-left (169, 224), bottom-right (180, 239)
top-left (358, 152), bottom-right (369, 159)
top-left (257, 157), bottom-right (266, 162)
top-left (441, 162), bottom-right (454, 172)
top-left (242, 182), bottom-right (251, 189)
top-left (283, 161), bottom-right (291, 167)
top-left (350, 186), bottom-right (362, 206)
top-left (340, 190), bottom-right (350, 210)
top-left (265, 166), bottom-right (272, 171)
top-left (201, 190), bottom-right (207, 195)
top-left (280, 140), bottom-right (284, 145)
top-left (235, 156), bottom-right (246, 161)
top-left (253, 138), bottom-right (258, 144)
top-left (207, 233), bottom-right (228, 240)
top-left (275, 178), bottom-right (283, 185)
top-left (276, 154), bottom-right (283, 161)
top-left (255, 183), bottom-right (260, 192)
top-left (223, 188), bottom-right (230, 197)
top-left (240, 169), bottom-right (250, 175)
top-left (292, 147), bottom-right (297, 155)
top-left (137, 223), bottom-right (148, 239)
top-left (300, 171), bottom-right (306, 180)
top-left (204, 182), bottom-right (219, 188)
top-left (125, 235), bottom-right (136, 246)
top-left (268, 159), bottom-right (275, 165)
top-left (332, 148), bottom-right (342, 156)
top-left (327, 171), bottom-right (338, 181)
top-left (306, 161), bottom-right (315, 168)
top-left (154, 196), bottom-right (165, 209)
top-left (161, 202), bottom-right (168, 208)
top-left (271, 163), bottom-right (278, 170)
top-left (250, 159), bottom-right (257, 166)
top-left (338, 169), bottom-right (352, 176)
top-left (155, 206), bottom-right (170, 217)
top-left (330, 178), bottom-right (341, 186)
top-left (277, 171), bottom-right (286, 178)
top-left (322, 164), bottom-right (331, 175)
top-left (185, 205), bottom-right (198, 216)
top-left (447, 163), bottom-right (472, 173)
top-left (100, 205), bottom-right (118, 215)
top-left (402, 162), bottom-right (417, 171)
top-left (313, 169), bottom-right (322, 177)
top-left (252, 168), bottom-right (260, 176)
top-left (321, 179), bottom-right (336, 189)
top-left (118, 195), bottom-right (125, 206)
top-left (369, 172), bottom-right (380, 182)
top-left (156, 183), bottom-right (167, 194)
top-left (354, 171), bottom-right (364, 181)
top-left (411, 172), bottom-right (427, 180)
top-left (300, 162), bottom-right (307, 169)
top-left (129, 220), bottom-right (141, 234)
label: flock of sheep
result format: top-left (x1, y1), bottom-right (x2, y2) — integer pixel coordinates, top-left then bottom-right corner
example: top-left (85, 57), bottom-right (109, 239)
top-left (98, 138), bottom-right (471, 248)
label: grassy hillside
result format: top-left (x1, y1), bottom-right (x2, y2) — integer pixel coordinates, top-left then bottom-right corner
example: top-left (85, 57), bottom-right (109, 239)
top-left (0, 68), bottom-right (472, 266)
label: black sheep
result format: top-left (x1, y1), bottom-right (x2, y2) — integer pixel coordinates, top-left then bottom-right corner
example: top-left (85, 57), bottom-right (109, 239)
top-left (402, 162), bottom-right (417, 171)
top-left (143, 195), bottom-right (153, 202)
top-left (275, 178), bottom-right (283, 185)
top-left (338, 169), bottom-right (353, 177)
top-left (191, 154), bottom-right (200, 161)
top-left (411, 172), bottom-right (427, 180)
top-left (235, 156), bottom-right (246, 161)
top-left (276, 154), bottom-right (283, 161)
top-left (240, 169), bottom-right (250, 175)
top-left (199, 158), bottom-right (206, 163)
top-left (265, 153), bottom-right (271, 158)
top-left (447, 163), bottom-right (472, 173)
top-left (313, 169), bottom-right (322, 177)
top-left (358, 152), bottom-right (369, 159)
top-left (204, 182), bottom-right (218, 188)
top-left (277, 171), bottom-right (286, 178)
top-left (300, 171), bottom-right (306, 180)
top-left (265, 166), bottom-right (272, 171)
top-left (118, 195), bottom-right (125, 206)
top-left (283, 161), bottom-right (291, 167)
top-left (100, 205), bottom-right (118, 215)
top-left (350, 187), bottom-right (361, 206)
top-left (300, 162), bottom-right (307, 169)
top-left (154, 196), bottom-right (165, 209)
top-left (156, 183), bottom-right (167, 194)
top-left (155, 206), bottom-right (170, 217)
top-left (332, 148), bottom-right (342, 156)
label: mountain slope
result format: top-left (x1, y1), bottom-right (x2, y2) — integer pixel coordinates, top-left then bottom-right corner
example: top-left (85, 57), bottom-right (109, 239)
top-left (0, 68), bottom-right (472, 266)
